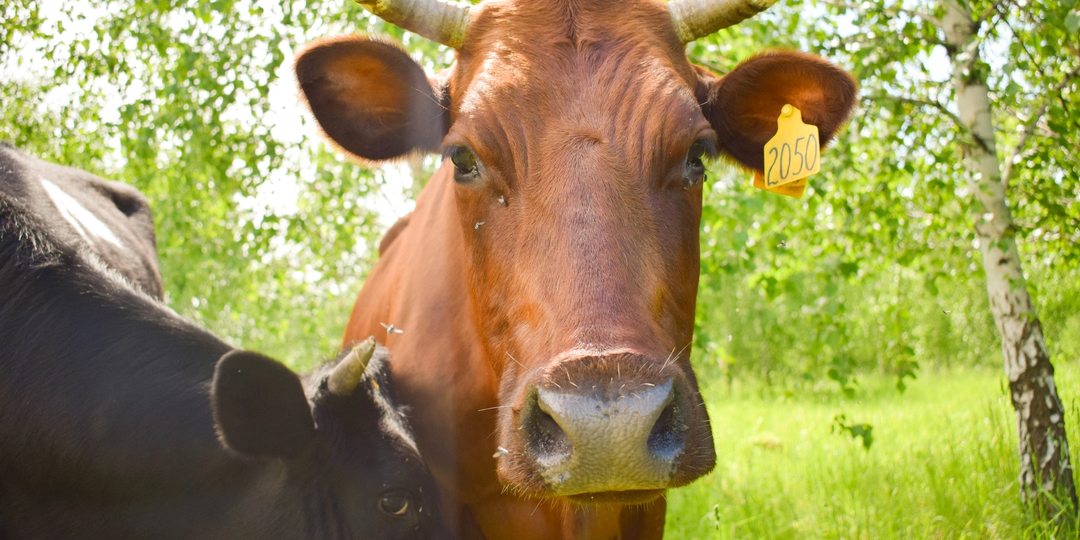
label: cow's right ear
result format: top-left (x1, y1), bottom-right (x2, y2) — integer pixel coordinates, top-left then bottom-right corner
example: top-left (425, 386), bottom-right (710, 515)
top-left (212, 350), bottom-right (316, 459)
top-left (295, 36), bottom-right (449, 161)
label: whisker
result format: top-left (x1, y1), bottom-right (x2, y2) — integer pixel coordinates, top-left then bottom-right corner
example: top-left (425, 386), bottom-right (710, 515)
top-left (561, 364), bottom-right (578, 387)
top-left (506, 352), bottom-right (525, 368)
top-left (411, 84), bottom-right (450, 112)
top-left (660, 347), bottom-right (677, 371)
top-left (662, 342), bottom-right (692, 372)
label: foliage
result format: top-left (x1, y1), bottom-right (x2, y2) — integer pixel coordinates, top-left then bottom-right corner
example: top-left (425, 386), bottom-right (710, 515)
top-left (4, 0), bottom-right (1080, 534)
top-left (832, 413), bottom-right (875, 449)
top-left (0, 0), bottom-right (454, 366)
top-left (666, 363), bottom-right (1080, 539)
top-left (686, 0), bottom-right (1080, 390)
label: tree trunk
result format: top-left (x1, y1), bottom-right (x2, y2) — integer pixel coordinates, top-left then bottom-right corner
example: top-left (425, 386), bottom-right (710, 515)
top-left (943, 0), bottom-right (1077, 515)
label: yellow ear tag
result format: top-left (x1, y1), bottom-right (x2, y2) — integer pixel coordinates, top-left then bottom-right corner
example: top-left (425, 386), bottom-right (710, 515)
top-left (753, 104), bottom-right (820, 199)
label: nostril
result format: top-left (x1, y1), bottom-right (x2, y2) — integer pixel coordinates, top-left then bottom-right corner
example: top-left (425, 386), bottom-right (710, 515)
top-left (533, 410), bottom-right (573, 464)
top-left (647, 399), bottom-right (686, 461)
top-left (523, 394), bottom-right (572, 467)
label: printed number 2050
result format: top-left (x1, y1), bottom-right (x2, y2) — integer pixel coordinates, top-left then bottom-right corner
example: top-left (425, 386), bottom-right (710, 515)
top-left (766, 134), bottom-right (818, 186)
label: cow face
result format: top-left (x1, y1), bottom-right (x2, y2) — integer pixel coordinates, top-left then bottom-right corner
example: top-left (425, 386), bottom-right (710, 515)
top-left (212, 347), bottom-right (451, 540)
top-left (296, 0), bottom-right (855, 504)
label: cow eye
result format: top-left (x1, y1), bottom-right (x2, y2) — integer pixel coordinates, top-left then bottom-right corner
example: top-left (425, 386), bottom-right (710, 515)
top-left (378, 490), bottom-right (411, 517)
top-left (684, 140), bottom-right (708, 187)
top-left (687, 140), bottom-right (707, 169)
top-left (448, 146), bottom-right (479, 181)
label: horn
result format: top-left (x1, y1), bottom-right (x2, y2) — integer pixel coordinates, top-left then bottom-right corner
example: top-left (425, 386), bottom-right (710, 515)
top-left (668, 0), bottom-right (779, 44)
top-left (354, 0), bottom-right (471, 48)
top-left (328, 337), bottom-right (377, 396)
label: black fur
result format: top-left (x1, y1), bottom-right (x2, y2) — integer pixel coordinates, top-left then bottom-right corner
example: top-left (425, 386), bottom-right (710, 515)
top-left (0, 154), bottom-right (452, 540)
top-left (0, 144), bottom-right (164, 298)
top-left (212, 351), bottom-right (317, 459)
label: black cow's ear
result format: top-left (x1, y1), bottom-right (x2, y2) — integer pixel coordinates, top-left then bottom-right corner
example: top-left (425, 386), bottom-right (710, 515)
top-left (695, 51), bottom-right (858, 172)
top-left (295, 35), bottom-right (450, 162)
top-left (212, 350), bottom-right (316, 459)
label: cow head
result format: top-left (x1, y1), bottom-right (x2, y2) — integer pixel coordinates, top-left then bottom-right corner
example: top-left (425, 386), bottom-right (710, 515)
top-left (296, 0), bottom-right (856, 504)
top-left (212, 339), bottom-right (452, 539)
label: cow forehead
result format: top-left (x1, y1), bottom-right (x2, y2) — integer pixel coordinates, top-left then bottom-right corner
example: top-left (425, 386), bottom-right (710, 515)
top-left (455, 0), bottom-right (697, 111)
top-left (463, 0), bottom-right (684, 49)
top-left (450, 9), bottom-right (707, 180)
top-left (456, 46), bottom-right (698, 118)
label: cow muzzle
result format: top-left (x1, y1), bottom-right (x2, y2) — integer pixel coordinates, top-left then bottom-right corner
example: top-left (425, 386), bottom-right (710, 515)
top-left (497, 353), bottom-right (715, 503)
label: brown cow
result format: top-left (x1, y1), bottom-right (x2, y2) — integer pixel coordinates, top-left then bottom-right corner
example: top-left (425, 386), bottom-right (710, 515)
top-left (296, 0), bottom-right (856, 538)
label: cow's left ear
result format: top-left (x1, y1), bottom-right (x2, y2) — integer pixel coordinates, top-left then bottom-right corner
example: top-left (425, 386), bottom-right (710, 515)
top-left (696, 51), bottom-right (858, 172)
top-left (212, 350), bottom-right (316, 459)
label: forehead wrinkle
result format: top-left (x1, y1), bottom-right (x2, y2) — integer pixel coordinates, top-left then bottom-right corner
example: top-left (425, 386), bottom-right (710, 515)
top-left (453, 26), bottom-right (704, 188)
top-left (589, 56), bottom-right (704, 173)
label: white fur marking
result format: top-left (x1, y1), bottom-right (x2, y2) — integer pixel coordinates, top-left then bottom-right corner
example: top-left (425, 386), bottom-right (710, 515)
top-left (41, 178), bottom-right (124, 249)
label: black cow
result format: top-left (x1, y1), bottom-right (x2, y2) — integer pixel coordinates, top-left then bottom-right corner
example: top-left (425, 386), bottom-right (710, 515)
top-left (0, 152), bottom-right (452, 540)
top-left (0, 142), bottom-right (163, 299)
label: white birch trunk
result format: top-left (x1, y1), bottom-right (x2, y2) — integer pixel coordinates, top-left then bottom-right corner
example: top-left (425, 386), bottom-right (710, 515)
top-left (943, 1), bottom-right (1077, 513)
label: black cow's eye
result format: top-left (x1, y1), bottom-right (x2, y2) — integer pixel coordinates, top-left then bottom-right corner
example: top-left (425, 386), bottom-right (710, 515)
top-left (378, 490), bottom-right (411, 517)
top-left (448, 146), bottom-right (478, 180)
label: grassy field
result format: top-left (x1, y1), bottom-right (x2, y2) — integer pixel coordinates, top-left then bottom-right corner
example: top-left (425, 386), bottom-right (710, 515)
top-left (665, 361), bottom-right (1080, 539)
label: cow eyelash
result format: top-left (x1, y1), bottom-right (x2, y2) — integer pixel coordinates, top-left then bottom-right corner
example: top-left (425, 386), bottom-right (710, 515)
top-left (687, 141), bottom-right (706, 166)
top-left (690, 138), bottom-right (718, 162)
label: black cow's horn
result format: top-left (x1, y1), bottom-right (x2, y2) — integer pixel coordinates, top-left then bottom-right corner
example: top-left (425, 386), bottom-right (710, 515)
top-left (354, 0), bottom-right (471, 48)
top-left (328, 337), bottom-right (377, 396)
top-left (668, 0), bottom-right (779, 43)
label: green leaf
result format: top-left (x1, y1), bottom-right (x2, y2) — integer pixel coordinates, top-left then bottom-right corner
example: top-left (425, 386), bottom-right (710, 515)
top-left (895, 360), bottom-right (919, 394)
top-left (1066, 10), bottom-right (1080, 34)
top-left (832, 414), bottom-right (874, 450)
top-left (839, 261), bottom-right (859, 277)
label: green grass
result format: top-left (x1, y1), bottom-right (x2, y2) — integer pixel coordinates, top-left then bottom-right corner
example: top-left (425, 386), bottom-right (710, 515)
top-left (665, 362), bottom-right (1080, 539)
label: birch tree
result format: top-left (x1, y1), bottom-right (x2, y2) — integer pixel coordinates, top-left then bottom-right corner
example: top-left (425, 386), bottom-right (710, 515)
top-left (806, 0), bottom-right (1080, 515)
top-left (942, 0), bottom-right (1077, 514)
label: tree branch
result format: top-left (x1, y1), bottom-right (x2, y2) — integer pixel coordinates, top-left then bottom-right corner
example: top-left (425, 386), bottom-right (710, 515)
top-left (818, 0), bottom-right (942, 28)
top-left (953, 36), bottom-right (982, 72)
top-left (1001, 64), bottom-right (1080, 188)
top-left (1016, 11), bottom-right (1080, 134)
top-left (867, 91), bottom-right (965, 132)
top-left (974, 0), bottom-right (1012, 27)
top-left (920, 35), bottom-right (952, 48)
top-left (1006, 16), bottom-right (1051, 82)
top-left (1016, 187), bottom-right (1080, 249)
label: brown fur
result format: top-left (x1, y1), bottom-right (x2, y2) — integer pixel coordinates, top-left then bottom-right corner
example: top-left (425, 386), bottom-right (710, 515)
top-left (296, 0), bottom-right (857, 538)
top-left (295, 37), bottom-right (449, 162)
top-left (378, 213), bottom-right (412, 256)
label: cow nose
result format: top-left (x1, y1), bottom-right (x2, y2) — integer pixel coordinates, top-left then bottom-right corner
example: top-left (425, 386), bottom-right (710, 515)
top-left (520, 378), bottom-right (686, 494)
